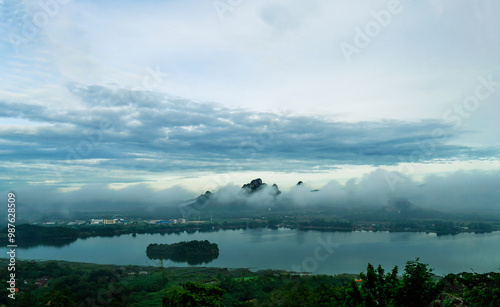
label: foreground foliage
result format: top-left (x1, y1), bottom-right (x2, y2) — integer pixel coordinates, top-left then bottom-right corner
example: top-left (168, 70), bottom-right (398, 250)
top-left (0, 258), bottom-right (498, 306)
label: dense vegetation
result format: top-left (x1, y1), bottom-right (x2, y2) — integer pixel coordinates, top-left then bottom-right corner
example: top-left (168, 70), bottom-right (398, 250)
top-left (146, 240), bottom-right (219, 265)
top-left (1, 258), bottom-right (498, 306)
top-left (0, 216), bottom-right (497, 248)
top-left (0, 224), bottom-right (79, 247)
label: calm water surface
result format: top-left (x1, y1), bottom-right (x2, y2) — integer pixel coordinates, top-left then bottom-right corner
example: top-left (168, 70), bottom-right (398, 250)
top-left (2, 228), bottom-right (500, 275)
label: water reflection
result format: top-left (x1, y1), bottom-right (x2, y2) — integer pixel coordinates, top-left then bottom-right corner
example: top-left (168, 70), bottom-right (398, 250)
top-left (146, 253), bottom-right (219, 265)
top-left (388, 232), bottom-right (412, 243)
top-left (245, 227), bottom-right (264, 243)
top-left (294, 229), bottom-right (306, 245)
top-left (2, 229), bottom-right (499, 275)
top-left (20, 238), bottom-right (77, 249)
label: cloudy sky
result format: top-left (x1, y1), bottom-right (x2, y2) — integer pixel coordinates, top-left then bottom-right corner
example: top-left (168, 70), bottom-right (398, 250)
top-left (0, 0), bottom-right (499, 207)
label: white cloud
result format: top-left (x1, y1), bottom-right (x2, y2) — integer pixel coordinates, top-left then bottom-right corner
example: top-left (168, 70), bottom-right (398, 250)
top-left (1, 0), bottom-right (499, 201)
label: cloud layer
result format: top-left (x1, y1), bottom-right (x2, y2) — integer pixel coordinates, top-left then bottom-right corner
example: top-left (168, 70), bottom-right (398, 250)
top-left (10, 169), bottom-right (500, 221)
top-left (0, 84), bottom-right (497, 191)
top-left (0, 0), bottom-right (499, 213)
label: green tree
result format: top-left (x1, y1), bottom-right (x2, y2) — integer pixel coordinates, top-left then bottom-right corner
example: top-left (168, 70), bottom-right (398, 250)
top-left (163, 282), bottom-right (225, 307)
top-left (383, 265), bottom-right (399, 305)
top-left (356, 263), bottom-right (399, 306)
top-left (281, 281), bottom-right (315, 307)
top-left (313, 283), bottom-right (338, 306)
top-left (396, 258), bottom-right (439, 307)
top-left (43, 287), bottom-right (77, 307)
top-left (345, 280), bottom-right (364, 306)
top-left (360, 263), bottom-right (378, 306)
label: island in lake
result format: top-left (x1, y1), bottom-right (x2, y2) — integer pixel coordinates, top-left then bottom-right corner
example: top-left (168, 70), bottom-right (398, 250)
top-left (146, 240), bottom-right (219, 265)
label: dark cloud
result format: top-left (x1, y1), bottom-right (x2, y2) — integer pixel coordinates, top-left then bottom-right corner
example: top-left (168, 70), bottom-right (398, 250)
top-left (0, 84), bottom-right (497, 189)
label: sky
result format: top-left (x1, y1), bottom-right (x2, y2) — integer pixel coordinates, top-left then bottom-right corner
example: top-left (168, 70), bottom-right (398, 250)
top-left (0, 0), bottom-right (499, 212)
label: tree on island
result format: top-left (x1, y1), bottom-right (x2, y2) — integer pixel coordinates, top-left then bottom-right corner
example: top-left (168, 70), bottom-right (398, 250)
top-left (146, 240), bottom-right (219, 265)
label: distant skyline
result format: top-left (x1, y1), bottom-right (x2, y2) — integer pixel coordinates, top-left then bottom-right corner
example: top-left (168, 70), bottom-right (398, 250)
top-left (1, 1), bottom-right (499, 202)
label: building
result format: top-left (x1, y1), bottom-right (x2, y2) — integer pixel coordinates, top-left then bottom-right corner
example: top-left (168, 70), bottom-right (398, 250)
top-left (91, 219), bottom-right (104, 225)
top-left (104, 219), bottom-right (116, 225)
top-left (156, 220), bottom-right (172, 224)
top-left (35, 276), bottom-right (50, 288)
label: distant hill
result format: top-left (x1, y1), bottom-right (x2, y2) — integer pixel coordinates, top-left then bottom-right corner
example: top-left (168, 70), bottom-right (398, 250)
top-left (242, 178), bottom-right (281, 195)
top-left (178, 178), bottom-right (462, 220)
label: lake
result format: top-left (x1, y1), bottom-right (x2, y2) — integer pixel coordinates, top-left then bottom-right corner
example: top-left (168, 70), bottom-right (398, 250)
top-left (3, 228), bottom-right (500, 275)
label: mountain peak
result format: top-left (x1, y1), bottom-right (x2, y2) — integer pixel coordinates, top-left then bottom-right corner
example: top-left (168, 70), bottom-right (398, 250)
top-left (242, 178), bottom-right (265, 192)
